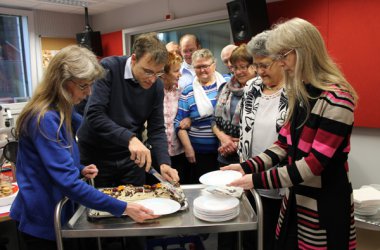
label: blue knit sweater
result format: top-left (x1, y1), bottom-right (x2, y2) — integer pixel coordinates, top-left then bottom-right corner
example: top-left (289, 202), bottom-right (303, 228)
top-left (10, 110), bottom-right (126, 241)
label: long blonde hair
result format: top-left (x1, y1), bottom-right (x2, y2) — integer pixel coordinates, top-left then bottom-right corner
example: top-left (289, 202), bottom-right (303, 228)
top-left (266, 18), bottom-right (358, 124)
top-left (16, 45), bottom-right (104, 146)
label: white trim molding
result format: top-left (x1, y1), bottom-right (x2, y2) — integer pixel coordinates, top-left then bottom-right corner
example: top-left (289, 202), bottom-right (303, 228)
top-left (122, 10), bottom-right (228, 55)
top-left (0, 7), bottom-right (38, 92)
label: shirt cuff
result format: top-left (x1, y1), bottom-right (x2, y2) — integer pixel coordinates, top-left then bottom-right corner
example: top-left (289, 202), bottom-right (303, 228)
top-left (241, 161), bottom-right (253, 174)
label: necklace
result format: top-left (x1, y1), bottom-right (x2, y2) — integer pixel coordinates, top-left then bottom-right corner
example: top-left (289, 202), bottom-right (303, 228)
top-left (263, 83), bottom-right (284, 91)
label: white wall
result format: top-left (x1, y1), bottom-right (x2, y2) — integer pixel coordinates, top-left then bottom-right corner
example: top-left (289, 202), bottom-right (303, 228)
top-left (34, 10), bottom-right (85, 37)
top-left (93, 0), bottom-right (231, 33)
top-left (349, 127), bottom-right (380, 189)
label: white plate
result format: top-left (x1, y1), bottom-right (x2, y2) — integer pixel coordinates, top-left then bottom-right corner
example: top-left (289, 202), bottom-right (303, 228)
top-left (193, 195), bottom-right (240, 212)
top-left (199, 170), bottom-right (242, 187)
top-left (355, 207), bottom-right (378, 216)
top-left (193, 208), bottom-right (239, 222)
top-left (0, 184), bottom-right (18, 207)
top-left (132, 198), bottom-right (181, 215)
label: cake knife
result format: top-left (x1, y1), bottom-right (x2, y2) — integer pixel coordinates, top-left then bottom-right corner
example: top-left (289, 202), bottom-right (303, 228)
top-left (147, 166), bottom-right (185, 201)
top-left (144, 142), bottom-right (185, 201)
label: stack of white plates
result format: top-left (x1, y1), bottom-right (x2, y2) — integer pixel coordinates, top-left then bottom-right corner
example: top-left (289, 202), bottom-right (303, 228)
top-left (193, 194), bottom-right (240, 222)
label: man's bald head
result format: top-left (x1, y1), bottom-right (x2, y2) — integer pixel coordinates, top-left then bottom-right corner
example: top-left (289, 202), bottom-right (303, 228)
top-left (166, 41), bottom-right (180, 55)
top-left (221, 44), bottom-right (237, 73)
top-left (221, 44), bottom-right (238, 66)
top-left (179, 34), bottom-right (201, 64)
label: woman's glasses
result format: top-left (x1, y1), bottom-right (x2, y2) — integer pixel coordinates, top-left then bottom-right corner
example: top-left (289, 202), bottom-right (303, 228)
top-left (231, 64), bottom-right (251, 72)
top-left (71, 79), bottom-right (92, 91)
top-left (275, 49), bottom-right (295, 61)
top-left (194, 62), bottom-right (215, 71)
top-left (253, 61), bottom-right (275, 70)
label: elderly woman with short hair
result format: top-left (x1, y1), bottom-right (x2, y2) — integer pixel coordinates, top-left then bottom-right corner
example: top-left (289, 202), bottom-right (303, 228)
top-left (174, 48), bottom-right (225, 183)
top-left (227, 30), bottom-right (289, 250)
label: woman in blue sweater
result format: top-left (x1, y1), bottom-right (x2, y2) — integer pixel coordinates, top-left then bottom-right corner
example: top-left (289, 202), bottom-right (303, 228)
top-left (10, 45), bottom-right (158, 250)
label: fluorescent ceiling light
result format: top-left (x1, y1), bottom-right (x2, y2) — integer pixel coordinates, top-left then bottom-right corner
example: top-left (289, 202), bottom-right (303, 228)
top-left (37, 0), bottom-right (92, 7)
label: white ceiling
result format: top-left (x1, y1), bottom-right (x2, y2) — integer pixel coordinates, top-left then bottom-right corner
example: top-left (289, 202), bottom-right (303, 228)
top-left (0, 0), bottom-right (152, 15)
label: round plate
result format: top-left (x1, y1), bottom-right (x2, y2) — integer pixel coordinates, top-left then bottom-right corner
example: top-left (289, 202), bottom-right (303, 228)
top-left (193, 195), bottom-right (239, 212)
top-left (133, 198), bottom-right (181, 215)
top-left (193, 208), bottom-right (239, 222)
top-left (199, 170), bottom-right (242, 186)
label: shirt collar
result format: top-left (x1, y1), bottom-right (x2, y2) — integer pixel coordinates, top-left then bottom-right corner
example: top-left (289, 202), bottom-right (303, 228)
top-left (180, 61), bottom-right (195, 76)
top-left (124, 57), bottom-right (134, 80)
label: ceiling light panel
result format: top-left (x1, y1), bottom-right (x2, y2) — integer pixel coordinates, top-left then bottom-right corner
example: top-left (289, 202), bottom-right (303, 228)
top-left (36, 0), bottom-right (100, 7)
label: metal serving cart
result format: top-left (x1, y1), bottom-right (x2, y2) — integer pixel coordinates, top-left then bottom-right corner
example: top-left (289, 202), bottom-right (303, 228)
top-left (54, 184), bottom-right (263, 250)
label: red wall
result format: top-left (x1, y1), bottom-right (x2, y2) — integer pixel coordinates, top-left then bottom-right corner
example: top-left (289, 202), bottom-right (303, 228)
top-left (101, 30), bottom-right (123, 57)
top-left (100, 0), bottom-right (380, 127)
top-left (267, 0), bottom-right (380, 128)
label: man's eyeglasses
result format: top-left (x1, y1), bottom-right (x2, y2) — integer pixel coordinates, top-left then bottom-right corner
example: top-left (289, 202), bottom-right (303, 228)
top-left (275, 49), bottom-right (295, 61)
top-left (194, 62), bottom-right (214, 70)
top-left (72, 79), bottom-right (91, 91)
top-left (142, 67), bottom-right (164, 78)
top-left (231, 64), bottom-right (251, 72)
top-left (253, 61), bottom-right (275, 70)
top-left (182, 48), bottom-right (196, 54)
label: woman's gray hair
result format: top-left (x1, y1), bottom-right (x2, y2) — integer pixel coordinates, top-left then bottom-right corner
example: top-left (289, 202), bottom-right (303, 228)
top-left (191, 48), bottom-right (215, 65)
top-left (246, 30), bottom-right (271, 57)
top-left (16, 45), bottom-right (105, 145)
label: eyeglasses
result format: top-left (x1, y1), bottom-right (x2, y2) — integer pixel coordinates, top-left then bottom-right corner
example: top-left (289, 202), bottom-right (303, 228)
top-left (182, 48), bottom-right (196, 54)
top-left (72, 79), bottom-right (92, 91)
top-left (193, 62), bottom-right (214, 70)
top-left (142, 67), bottom-right (165, 78)
top-left (275, 49), bottom-right (295, 60)
top-left (253, 61), bottom-right (275, 70)
top-left (231, 64), bottom-right (251, 72)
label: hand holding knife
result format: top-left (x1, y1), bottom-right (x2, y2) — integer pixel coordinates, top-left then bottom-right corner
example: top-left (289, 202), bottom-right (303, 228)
top-left (148, 166), bottom-right (185, 202)
top-left (143, 142), bottom-right (183, 200)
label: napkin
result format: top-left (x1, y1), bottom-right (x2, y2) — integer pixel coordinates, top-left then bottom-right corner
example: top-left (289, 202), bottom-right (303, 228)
top-left (353, 185), bottom-right (380, 206)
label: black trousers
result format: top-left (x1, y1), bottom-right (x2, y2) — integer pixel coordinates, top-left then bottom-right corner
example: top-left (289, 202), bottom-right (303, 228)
top-left (170, 153), bottom-right (192, 184)
top-left (81, 154), bottom-right (146, 187)
top-left (188, 152), bottom-right (218, 184)
top-left (18, 231), bottom-right (80, 250)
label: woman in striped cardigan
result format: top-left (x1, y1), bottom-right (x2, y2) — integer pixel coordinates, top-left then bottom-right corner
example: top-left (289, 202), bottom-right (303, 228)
top-left (223, 18), bottom-right (358, 250)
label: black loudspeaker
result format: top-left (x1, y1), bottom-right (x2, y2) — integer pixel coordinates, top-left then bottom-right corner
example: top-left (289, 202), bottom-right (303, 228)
top-left (76, 31), bottom-right (103, 57)
top-left (227, 0), bottom-right (270, 44)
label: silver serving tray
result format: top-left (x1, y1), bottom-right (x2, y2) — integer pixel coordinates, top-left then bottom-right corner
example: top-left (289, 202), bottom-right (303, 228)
top-left (87, 186), bottom-right (188, 220)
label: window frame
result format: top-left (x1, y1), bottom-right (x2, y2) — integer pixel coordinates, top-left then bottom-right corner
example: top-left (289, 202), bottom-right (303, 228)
top-left (0, 7), bottom-right (38, 104)
top-left (122, 10), bottom-right (231, 55)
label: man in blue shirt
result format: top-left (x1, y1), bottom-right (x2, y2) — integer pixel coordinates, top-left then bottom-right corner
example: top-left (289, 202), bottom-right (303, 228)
top-left (177, 34), bottom-right (201, 89)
